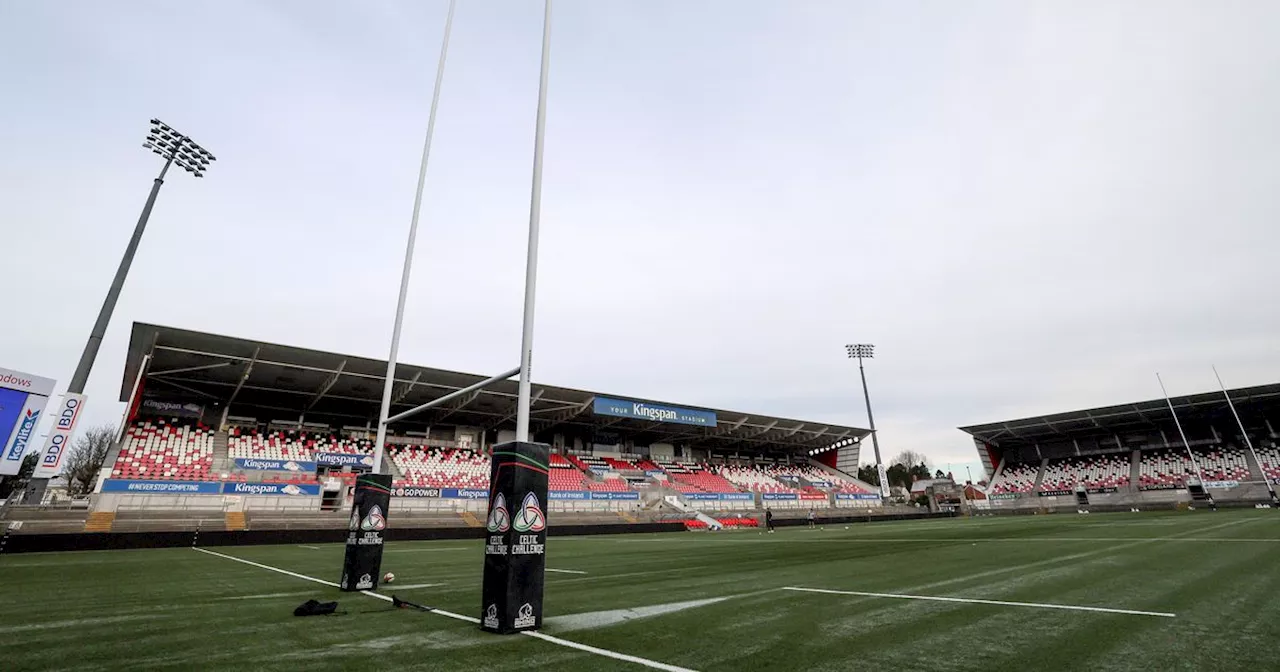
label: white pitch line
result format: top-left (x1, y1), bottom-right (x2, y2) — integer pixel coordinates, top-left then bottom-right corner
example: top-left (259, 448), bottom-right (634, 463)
top-left (298, 545), bottom-right (320, 550)
top-left (546, 568), bottom-right (588, 574)
top-left (384, 583), bottom-right (446, 590)
top-left (192, 547), bottom-right (696, 671)
top-left (782, 586), bottom-right (1176, 618)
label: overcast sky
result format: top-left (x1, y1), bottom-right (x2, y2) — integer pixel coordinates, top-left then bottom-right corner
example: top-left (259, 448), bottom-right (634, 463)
top-left (4, 0), bottom-right (1279, 477)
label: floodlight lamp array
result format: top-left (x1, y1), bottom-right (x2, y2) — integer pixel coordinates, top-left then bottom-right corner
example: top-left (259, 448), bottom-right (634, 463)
top-left (144, 118), bottom-right (216, 177)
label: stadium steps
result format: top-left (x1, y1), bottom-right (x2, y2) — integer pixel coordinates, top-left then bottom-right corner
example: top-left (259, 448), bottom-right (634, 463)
top-left (616, 511), bottom-right (639, 524)
top-left (211, 430), bottom-right (231, 475)
top-left (1130, 449), bottom-right (1142, 487)
top-left (83, 511), bottom-right (115, 533)
top-left (458, 511), bottom-right (483, 528)
top-left (224, 511), bottom-right (247, 531)
top-left (1032, 459), bottom-right (1049, 491)
top-left (385, 451), bottom-right (405, 481)
top-left (1242, 447), bottom-right (1266, 481)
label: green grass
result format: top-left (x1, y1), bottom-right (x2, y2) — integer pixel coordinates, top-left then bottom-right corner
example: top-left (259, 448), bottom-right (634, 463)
top-left (4, 509), bottom-right (1280, 671)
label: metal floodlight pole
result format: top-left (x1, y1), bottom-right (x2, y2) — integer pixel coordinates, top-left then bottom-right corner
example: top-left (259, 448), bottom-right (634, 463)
top-left (514, 0), bottom-right (553, 443)
top-left (67, 119), bottom-right (215, 395)
top-left (371, 0), bottom-right (458, 474)
top-left (1156, 373), bottom-right (1206, 483)
top-left (846, 344), bottom-right (888, 497)
top-left (1213, 366), bottom-right (1277, 501)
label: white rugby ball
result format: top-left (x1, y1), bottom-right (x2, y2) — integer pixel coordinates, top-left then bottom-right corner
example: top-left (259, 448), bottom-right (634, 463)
top-left (383, 572), bottom-right (395, 583)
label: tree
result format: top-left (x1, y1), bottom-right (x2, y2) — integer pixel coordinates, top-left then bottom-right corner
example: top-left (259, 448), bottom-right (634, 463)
top-left (893, 451), bottom-right (929, 472)
top-left (0, 453), bottom-right (38, 499)
top-left (857, 465), bottom-right (880, 485)
top-left (64, 424), bottom-right (115, 496)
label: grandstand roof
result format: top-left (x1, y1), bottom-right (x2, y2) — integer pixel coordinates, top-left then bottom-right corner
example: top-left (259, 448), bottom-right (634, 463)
top-left (121, 323), bottom-right (869, 455)
top-left (959, 382), bottom-right (1280, 447)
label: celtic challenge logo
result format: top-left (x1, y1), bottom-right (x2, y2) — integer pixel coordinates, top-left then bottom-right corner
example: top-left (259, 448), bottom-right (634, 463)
top-left (513, 492), bottom-right (545, 533)
top-left (487, 493), bottom-right (510, 533)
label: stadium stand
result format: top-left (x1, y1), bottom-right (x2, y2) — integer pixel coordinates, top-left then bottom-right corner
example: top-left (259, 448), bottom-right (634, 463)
top-left (111, 419), bottom-right (214, 481)
top-left (1038, 454), bottom-right (1131, 491)
top-left (389, 447), bottom-right (489, 489)
top-left (989, 462), bottom-right (1039, 494)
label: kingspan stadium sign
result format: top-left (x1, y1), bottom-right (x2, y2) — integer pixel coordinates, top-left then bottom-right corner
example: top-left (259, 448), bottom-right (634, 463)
top-left (592, 397), bottom-right (716, 427)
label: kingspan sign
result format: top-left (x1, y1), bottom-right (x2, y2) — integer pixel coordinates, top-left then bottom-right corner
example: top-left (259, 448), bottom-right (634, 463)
top-left (592, 397), bottom-right (717, 427)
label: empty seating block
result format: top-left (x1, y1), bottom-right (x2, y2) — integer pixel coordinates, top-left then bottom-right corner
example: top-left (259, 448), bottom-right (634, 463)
top-left (1139, 449), bottom-right (1197, 487)
top-left (390, 446), bottom-right (489, 490)
top-left (227, 428), bottom-right (315, 462)
top-left (1258, 445), bottom-right (1280, 480)
top-left (670, 465), bottom-right (742, 494)
top-left (550, 454), bottom-right (588, 491)
top-left (1038, 454), bottom-right (1130, 491)
top-left (990, 463), bottom-right (1039, 494)
top-left (111, 420), bottom-right (214, 481)
top-left (717, 465), bottom-right (797, 493)
top-left (1196, 447), bottom-right (1250, 481)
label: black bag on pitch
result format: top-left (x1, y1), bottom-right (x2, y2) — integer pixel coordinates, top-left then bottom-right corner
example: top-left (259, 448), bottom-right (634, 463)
top-left (293, 599), bottom-right (339, 617)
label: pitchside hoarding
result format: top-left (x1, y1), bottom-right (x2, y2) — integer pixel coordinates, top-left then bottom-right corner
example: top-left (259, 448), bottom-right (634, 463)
top-left (233, 458), bottom-right (319, 472)
top-left (315, 452), bottom-right (374, 470)
top-left (0, 367), bottom-right (56, 476)
top-left (482, 441), bottom-right (549, 634)
top-left (592, 397), bottom-right (717, 427)
top-left (99, 479), bottom-right (323, 495)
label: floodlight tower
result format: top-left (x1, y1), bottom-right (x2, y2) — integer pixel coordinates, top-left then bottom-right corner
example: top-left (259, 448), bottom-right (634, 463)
top-left (846, 344), bottom-right (889, 497)
top-left (68, 119), bottom-right (216, 395)
top-left (22, 120), bottom-right (214, 504)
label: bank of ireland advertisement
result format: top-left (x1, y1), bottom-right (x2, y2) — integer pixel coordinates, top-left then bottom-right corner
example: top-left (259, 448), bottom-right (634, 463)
top-left (0, 368), bottom-right (56, 477)
top-left (720, 492), bottom-right (754, 502)
top-left (548, 490), bottom-right (589, 500)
